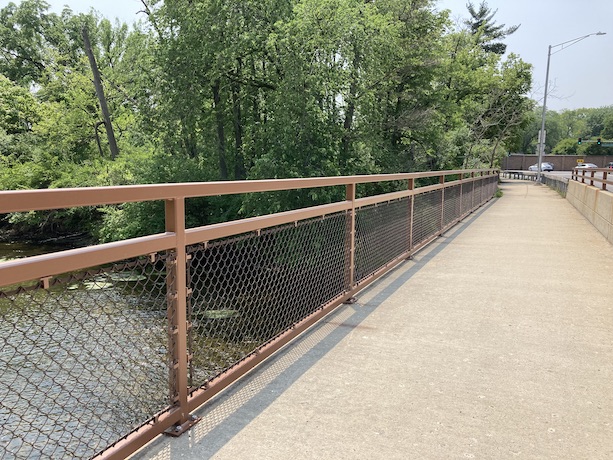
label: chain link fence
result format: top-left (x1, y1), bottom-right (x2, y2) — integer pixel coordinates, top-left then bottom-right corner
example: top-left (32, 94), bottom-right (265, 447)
top-left (443, 184), bottom-right (462, 228)
top-left (0, 171), bottom-right (498, 459)
top-left (0, 256), bottom-right (170, 459)
top-left (354, 198), bottom-right (410, 283)
top-left (187, 212), bottom-right (349, 389)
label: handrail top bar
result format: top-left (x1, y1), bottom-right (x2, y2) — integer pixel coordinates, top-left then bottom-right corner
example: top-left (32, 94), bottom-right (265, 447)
top-left (0, 169), bottom-right (497, 213)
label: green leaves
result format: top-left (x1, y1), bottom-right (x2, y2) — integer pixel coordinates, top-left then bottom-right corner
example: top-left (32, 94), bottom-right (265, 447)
top-left (0, 0), bottom-right (538, 242)
top-left (0, 74), bottom-right (40, 134)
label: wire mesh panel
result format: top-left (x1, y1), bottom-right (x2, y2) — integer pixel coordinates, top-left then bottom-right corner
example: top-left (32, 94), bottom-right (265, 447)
top-left (488, 176), bottom-right (499, 199)
top-left (478, 176), bottom-right (494, 206)
top-left (477, 179), bottom-right (486, 205)
top-left (0, 255), bottom-right (170, 459)
top-left (187, 212), bottom-right (349, 388)
top-left (354, 198), bottom-right (411, 283)
top-left (443, 184), bottom-right (461, 228)
top-left (412, 189), bottom-right (443, 248)
top-left (461, 182), bottom-right (475, 215)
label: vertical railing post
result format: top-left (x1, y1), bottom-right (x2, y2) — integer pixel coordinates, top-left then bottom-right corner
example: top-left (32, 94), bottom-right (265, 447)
top-left (439, 174), bottom-right (445, 232)
top-left (408, 178), bottom-right (415, 254)
top-left (471, 172), bottom-right (476, 211)
top-left (345, 184), bottom-right (356, 292)
top-left (603, 171), bottom-right (608, 191)
top-left (458, 172), bottom-right (463, 218)
top-left (164, 197), bottom-right (198, 434)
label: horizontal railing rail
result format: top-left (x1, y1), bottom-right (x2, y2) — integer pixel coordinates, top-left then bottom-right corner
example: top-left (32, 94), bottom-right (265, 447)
top-left (571, 167), bottom-right (612, 191)
top-left (500, 170), bottom-right (569, 197)
top-left (500, 170), bottom-right (539, 181)
top-left (0, 169), bottom-right (498, 459)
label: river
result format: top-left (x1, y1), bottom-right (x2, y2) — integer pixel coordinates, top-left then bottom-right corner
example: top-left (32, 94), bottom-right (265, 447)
top-left (0, 242), bottom-right (170, 459)
top-left (0, 241), bottom-right (65, 262)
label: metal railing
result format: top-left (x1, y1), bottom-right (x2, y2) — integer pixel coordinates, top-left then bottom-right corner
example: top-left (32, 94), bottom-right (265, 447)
top-left (500, 170), bottom-right (569, 197)
top-left (541, 174), bottom-right (569, 197)
top-left (571, 167), bottom-right (612, 192)
top-left (500, 170), bottom-right (539, 181)
top-left (0, 170), bottom-right (498, 459)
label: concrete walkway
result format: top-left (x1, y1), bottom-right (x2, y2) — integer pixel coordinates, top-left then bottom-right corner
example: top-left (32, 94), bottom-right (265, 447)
top-left (135, 180), bottom-right (613, 460)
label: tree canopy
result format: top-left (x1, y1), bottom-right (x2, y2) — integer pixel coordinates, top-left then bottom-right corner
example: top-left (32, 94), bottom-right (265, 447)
top-left (464, 1), bottom-right (520, 55)
top-left (0, 0), bottom-right (534, 242)
top-left (509, 105), bottom-right (613, 155)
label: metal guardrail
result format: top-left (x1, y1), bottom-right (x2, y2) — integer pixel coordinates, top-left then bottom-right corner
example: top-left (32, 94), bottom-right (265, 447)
top-left (500, 170), bottom-right (569, 197)
top-left (571, 168), bottom-right (612, 192)
top-left (541, 174), bottom-right (569, 196)
top-left (0, 170), bottom-right (498, 459)
top-left (500, 170), bottom-right (539, 181)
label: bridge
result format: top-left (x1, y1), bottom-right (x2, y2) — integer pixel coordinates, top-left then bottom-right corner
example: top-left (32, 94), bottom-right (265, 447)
top-left (136, 177), bottom-right (613, 459)
top-left (1, 170), bottom-right (612, 459)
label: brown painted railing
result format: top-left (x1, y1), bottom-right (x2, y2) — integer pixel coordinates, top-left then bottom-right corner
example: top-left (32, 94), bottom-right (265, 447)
top-left (571, 167), bottom-right (612, 191)
top-left (0, 170), bottom-right (498, 459)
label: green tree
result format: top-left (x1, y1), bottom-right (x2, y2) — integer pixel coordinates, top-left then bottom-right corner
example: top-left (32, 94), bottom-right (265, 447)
top-left (465, 1), bottom-right (519, 55)
top-left (0, 0), bottom-right (56, 84)
top-left (0, 74), bottom-right (40, 134)
top-left (601, 112), bottom-right (613, 139)
top-left (0, 0), bottom-right (538, 241)
top-left (551, 137), bottom-right (579, 155)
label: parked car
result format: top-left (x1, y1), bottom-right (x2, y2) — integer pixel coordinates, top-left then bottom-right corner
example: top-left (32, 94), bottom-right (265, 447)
top-left (576, 163), bottom-right (598, 169)
top-left (607, 162), bottom-right (613, 169)
top-left (528, 162), bottom-right (554, 171)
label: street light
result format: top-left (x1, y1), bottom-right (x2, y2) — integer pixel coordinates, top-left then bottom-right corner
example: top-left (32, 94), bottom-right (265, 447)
top-left (536, 32), bottom-right (606, 182)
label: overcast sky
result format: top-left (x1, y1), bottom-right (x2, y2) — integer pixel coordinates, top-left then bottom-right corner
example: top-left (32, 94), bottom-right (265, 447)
top-left (438, 0), bottom-right (612, 111)
top-left (2, 0), bottom-right (612, 112)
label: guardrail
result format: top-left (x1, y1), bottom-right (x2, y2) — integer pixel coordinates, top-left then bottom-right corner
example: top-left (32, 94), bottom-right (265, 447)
top-left (500, 170), bottom-right (539, 181)
top-left (571, 167), bottom-right (612, 191)
top-left (500, 170), bottom-right (569, 197)
top-left (0, 169), bottom-right (498, 459)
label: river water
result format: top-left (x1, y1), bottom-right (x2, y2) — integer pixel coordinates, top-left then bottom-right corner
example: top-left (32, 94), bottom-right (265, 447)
top-left (0, 242), bottom-right (170, 459)
top-left (0, 242), bottom-right (64, 262)
top-left (0, 239), bottom-right (284, 458)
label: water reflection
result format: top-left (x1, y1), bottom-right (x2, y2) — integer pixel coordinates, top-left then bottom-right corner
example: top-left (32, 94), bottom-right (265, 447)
top-left (0, 242), bottom-right (69, 263)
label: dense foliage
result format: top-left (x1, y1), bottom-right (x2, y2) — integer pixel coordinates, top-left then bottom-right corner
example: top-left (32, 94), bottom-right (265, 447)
top-left (507, 105), bottom-right (613, 156)
top-left (0, 0), bottom-right (535, 242)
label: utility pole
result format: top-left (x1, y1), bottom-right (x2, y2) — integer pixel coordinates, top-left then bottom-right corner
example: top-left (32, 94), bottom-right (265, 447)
top-left (536, 32), bottom-right (606, 182)
top-left (82, 26), bottom-right (119, 160)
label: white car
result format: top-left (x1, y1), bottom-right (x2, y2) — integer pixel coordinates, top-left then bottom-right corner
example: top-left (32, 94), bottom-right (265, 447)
top-left (575, 163), bottom-right (598, 169)
top-left (528, 162), bottom-right (554, 171)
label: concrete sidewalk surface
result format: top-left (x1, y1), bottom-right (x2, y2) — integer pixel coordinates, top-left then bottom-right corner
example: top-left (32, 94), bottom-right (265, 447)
top-left (134, 180), bottom-right (613, 460)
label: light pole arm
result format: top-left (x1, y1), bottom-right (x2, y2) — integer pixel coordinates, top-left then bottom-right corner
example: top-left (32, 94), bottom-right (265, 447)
top-left (550, 32), bottom-right (606, 55)
top-left (535, 31), bottom-right (605, 182)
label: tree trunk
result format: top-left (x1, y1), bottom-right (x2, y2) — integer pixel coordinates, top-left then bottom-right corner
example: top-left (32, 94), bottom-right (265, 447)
top-left (94, 121), bottom-right (104, 157)
top-left (490, 137), bottom-right (502, 168)
top-left (212, 80), bottom-right (228, 180)
top-left (82, 26), bottom-right (119, 160)
top-left (232, 59), bottom-right (246, 180)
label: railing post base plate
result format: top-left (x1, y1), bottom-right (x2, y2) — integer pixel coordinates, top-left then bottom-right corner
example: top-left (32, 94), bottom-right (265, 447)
top-left (164, 415), bottom-right (201, 437)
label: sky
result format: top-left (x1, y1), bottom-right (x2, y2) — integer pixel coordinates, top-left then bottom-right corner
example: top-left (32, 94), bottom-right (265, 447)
top-left (2, 0), bottom-right (612, 112)
top-left (438, 0), bottom-right (613, 111)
